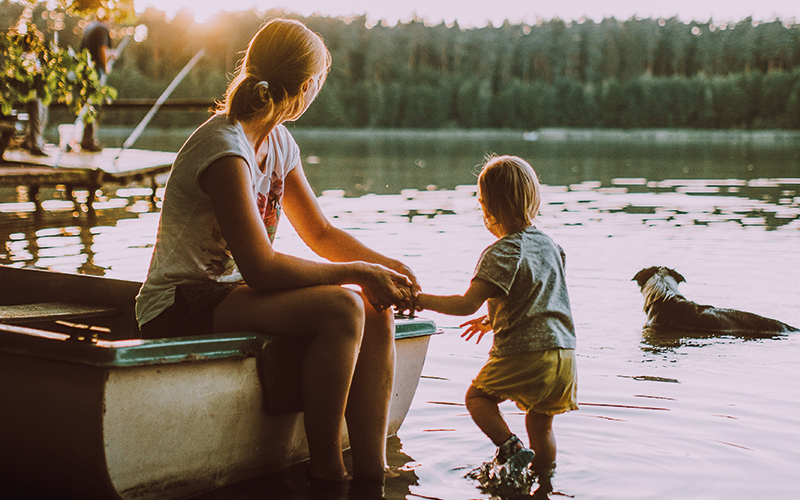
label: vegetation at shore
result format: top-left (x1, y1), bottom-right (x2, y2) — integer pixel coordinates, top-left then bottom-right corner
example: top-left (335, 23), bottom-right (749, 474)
top-left (3, 1), bottom-right (800, 130)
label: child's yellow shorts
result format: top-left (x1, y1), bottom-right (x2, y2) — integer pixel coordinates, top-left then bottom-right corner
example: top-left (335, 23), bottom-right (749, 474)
top-left (472, 348), bottom-right (578, 415)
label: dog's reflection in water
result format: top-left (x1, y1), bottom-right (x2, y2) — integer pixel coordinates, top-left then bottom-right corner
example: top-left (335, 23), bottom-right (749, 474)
top-left (632, 266), bottom-right (798, 349)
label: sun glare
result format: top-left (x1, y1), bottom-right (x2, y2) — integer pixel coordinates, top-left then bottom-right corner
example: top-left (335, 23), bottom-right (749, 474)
top-left (138, 1), bottom-right (249, 23)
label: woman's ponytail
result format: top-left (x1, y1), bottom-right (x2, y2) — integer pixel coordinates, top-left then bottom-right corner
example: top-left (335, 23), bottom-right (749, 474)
top-left (217, 19), bottom-right (330, 125)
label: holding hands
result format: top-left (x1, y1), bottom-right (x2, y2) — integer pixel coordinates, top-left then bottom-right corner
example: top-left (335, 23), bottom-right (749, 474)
top-left (357, 261), bottom-right (417, 314)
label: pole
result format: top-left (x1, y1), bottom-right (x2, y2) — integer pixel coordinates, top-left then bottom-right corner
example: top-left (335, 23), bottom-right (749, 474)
top-left (66, 35), bottom-right (131, 143)
top-left (113, 48), bottom-right (206, 165)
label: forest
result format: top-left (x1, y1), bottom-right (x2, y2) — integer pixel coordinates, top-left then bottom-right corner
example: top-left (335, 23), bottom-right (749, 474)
top-left (4, 0), bottom-right (800, 130)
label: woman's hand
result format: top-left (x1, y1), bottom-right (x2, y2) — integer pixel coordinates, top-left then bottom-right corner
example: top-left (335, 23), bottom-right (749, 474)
top-left (460, 315), bottom-right (492, 344)
top-left (381, 259), bottom-right (420, 316)
top-left (356, 262), bottom-right (413, 313)
top-left (387, 259), bottom-right (421, 296)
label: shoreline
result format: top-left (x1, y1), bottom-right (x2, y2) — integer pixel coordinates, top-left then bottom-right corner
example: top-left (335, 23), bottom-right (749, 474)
top-left (531, 127), bottom-right (800, 145)
top-left (262, 127), bottom-right (800, 145)
top-left (42, 125), bottom-right (800, 146)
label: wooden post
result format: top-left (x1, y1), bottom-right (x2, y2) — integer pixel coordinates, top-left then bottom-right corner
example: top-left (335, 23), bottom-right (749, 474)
top-left (86, 187), bottom-right (97, 216)
top-left (86, 170), bottom-right (102, 215)
top-left (149, 175), bottom-right (158, 209)
top-left (27, 184), bottom-right (42, 213)
top-left (65, 184), bottom-right (81, 212)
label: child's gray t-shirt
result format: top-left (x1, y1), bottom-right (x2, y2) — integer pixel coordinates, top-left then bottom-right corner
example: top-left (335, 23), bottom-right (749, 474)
top-left (473, 226), bottom-right (576, 357)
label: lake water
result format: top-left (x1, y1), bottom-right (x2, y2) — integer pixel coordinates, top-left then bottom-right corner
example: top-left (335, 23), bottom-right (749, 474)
top-left (2, 129), bottom-right (799, 499)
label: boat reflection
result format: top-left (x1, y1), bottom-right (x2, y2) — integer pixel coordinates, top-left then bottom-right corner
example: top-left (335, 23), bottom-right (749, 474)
top-left (191, 435), bottom-right (420, 500)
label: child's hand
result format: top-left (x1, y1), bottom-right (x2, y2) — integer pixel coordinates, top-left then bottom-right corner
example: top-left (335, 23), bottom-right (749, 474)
top-left (358, 262), bottom-right (412, 313)
top-left (392, 283), bottom-right (417, 316)
top-left (460, 315), bottom-right (492, 343)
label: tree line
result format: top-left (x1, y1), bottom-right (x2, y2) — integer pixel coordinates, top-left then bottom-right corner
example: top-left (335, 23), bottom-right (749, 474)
top-left (4, 1), bottom-right (800, 129)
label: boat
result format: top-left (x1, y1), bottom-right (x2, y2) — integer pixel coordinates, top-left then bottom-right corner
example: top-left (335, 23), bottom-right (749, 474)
top-left (0, 266), bottom-right (438, 499)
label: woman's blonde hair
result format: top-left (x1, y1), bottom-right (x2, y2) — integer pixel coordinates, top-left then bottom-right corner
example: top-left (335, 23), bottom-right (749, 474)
top-left (217, 18), bottom-right (331, 125)
top-left (477, 155), bottom-right (541, 233)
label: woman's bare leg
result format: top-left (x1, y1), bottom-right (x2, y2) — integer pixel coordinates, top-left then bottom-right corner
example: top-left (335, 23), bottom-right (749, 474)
top-left (213, 284), bottom-right (365, 481)
top-left (345, 301), bottom-right (395, 479)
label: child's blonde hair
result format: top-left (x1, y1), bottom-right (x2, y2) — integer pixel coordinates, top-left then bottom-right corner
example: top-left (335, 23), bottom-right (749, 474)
top-left (218, 18), bottom-right (331, 125)
top-left (478, 155), bottom-right (541, 233)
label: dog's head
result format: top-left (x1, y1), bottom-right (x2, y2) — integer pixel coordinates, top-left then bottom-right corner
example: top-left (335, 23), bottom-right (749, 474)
top-left (633, 267), bottom-right (687, 313)
top-left (632, 266), bottom-right (686, 289)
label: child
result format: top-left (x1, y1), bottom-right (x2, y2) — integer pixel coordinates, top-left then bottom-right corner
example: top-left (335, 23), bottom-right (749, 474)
top-left (414, 155), bottom-right (577, 485)
top-left (136, 18), bottom-right (416, 499)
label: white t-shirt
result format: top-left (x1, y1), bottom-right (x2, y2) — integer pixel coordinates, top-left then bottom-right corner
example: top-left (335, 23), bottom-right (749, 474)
top-left (135, 114), bottom-right (300, 327)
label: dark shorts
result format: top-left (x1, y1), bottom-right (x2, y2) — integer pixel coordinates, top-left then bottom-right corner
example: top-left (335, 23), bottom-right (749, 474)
top-left (139, 282), bottom-right (240, 339)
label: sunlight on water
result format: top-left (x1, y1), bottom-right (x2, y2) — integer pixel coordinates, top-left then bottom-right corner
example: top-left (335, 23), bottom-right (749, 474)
top-left (1, 133), bottom-right (799, 499)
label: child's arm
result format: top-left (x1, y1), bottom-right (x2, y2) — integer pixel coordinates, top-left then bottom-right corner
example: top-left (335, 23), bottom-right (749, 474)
top-left (415, 278), bottom-right (500, 316)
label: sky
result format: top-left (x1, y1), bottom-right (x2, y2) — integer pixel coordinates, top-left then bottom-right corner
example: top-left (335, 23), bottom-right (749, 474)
top-left (134, 0), bottom-right (800, 26)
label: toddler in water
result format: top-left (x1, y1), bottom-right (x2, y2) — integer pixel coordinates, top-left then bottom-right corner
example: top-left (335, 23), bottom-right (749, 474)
top-left (414, 155), bottom-right (577, 491)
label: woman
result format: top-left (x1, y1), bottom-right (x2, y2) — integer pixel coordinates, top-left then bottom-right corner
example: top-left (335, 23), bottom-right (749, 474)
top-left (135, 18), bottom-right (417, 496)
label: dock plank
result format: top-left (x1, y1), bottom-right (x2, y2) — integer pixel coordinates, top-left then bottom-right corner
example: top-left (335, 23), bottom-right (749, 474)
top-left (2, 145), bottom-right (175, 177)
top-left (0, 164), bottom-right (91, 184)
top-left (1, 146), bottom-right (175, 213)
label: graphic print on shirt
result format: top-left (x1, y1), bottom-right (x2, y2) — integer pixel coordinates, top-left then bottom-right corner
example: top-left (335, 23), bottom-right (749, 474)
top-left (257, 172), bottom-right (284, 243)
top-left (200, 226), bottom-right (236, 278)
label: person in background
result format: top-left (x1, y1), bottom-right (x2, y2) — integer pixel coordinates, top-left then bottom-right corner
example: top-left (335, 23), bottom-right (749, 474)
top-left (413, 155), bottom-right (578, 494)
top-left (22, 99), bottom-right (47, 156)
top-left (135, 18), bottom-right (418, 500)
top-left (20, 28), bottom-right (49, 156)
top-left (79, 13), bottom-right (116, 152)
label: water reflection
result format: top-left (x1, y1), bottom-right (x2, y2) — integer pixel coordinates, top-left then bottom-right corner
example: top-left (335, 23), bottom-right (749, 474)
top-left (640, 327), bottom-right (788, 353)
top-left (2, 131), bottom-right (800, 278)
top-left (0, 188), bottom-right (152, 277)
top-left (2, 176), bottom-right (799, 277)
top-left (190, 436), bottom-right (420, 500)
top-left (293, 130), bottom-right (800, 198)
top-left (2, 131), bottom-right (799, 499)
top-left (465, 459), bottom-right (552, 499)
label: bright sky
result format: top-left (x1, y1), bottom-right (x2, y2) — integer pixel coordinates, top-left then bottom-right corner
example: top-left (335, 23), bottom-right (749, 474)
top-left (134, 0), bottom-right (800, 26)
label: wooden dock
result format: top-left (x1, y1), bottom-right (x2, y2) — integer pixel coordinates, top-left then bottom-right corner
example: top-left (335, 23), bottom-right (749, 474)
top-left (0, 145), bottom-right (175, 214)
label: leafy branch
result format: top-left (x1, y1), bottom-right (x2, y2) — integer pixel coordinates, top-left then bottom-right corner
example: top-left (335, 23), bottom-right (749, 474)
top-left (16, 0), bottom-right (135, 24)
top-left (1, 24), bottom-right (116, 121)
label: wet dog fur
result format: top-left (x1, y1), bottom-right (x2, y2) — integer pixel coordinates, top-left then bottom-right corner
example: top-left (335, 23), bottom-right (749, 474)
top-left (632, 266), bottom-right (797, 335)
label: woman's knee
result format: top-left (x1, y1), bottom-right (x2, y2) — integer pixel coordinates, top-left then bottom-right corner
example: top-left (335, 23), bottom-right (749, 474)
top-left (315, 286), bottom-right (366, 338)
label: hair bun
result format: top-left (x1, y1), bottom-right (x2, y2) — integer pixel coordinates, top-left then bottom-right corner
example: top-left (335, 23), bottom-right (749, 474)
top-left (254, 80), bottom-right (270, 95)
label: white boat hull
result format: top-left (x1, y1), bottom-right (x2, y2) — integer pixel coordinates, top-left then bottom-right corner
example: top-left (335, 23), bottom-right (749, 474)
top-left (0, 320), bottom-right (435, 499)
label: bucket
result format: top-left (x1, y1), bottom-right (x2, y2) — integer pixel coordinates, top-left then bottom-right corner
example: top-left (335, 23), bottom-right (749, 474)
top-left (58, 123), bottom-right (83, 151)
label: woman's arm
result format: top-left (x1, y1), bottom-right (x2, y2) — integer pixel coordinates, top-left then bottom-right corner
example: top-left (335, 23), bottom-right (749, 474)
top-left (282, 162), bottom-right (420, 292)
top-left (199, 156), bottom-right (409, 309)
top-left (416, 278), bottom-right (500, 316)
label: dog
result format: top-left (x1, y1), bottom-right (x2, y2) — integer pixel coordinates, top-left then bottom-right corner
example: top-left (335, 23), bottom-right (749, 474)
top-left (632, 266), bottom-right (798, 335)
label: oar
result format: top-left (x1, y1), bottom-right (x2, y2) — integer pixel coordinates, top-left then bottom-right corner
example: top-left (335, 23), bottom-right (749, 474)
top-left (53, 35), bottom-right (131, 167)
top-left (113, 47), bottom-right (206, 165)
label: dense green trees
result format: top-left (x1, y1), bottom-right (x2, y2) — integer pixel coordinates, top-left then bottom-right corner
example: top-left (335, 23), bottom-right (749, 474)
top-left (4, 1), bottom-right (800, 129)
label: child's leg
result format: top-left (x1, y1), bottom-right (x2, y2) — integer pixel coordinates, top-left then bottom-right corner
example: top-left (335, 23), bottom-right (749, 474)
top-left (525, 411), bottom-right (556, 471)
top-left (465, 384), bottom-right (513, 446)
